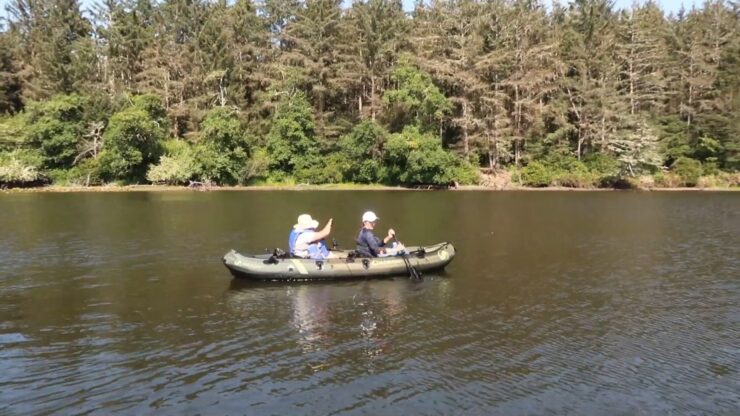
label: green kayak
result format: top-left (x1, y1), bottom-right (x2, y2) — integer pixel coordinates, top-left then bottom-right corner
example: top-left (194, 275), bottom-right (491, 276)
top-left (223, 242), bottom-right (455, 281)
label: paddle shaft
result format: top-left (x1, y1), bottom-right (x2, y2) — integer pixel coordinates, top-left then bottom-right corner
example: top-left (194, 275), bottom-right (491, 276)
top-left (393, 236), bottom-right (422, 280)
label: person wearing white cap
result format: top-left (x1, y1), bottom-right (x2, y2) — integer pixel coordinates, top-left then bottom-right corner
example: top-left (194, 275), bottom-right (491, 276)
top-left (355, 211), bottom-right (397, 257)
top-left (289, 214), bottom-right (334, 259)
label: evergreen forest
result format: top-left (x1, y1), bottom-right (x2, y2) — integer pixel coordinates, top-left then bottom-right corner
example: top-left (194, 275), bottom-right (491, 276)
top-left (0, 0), bottom-right (738, 188)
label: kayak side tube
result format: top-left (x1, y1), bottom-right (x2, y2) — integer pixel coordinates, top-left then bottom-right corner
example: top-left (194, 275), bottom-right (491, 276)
top-left (223, 242), bottom-right (456, 281)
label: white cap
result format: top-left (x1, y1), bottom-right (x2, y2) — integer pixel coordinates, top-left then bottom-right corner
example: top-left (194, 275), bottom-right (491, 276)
top-left (294, 214), bottom-right (319, 230)
top-left (362, 211), bottom-right (379, 222)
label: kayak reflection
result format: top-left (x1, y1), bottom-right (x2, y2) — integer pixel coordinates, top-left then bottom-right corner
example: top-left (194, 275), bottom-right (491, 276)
top-left (226, 278), bottom-right (449, 358)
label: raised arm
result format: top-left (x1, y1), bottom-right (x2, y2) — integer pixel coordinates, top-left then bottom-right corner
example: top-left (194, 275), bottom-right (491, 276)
top-left (309, 218), bottom-right (333, 242)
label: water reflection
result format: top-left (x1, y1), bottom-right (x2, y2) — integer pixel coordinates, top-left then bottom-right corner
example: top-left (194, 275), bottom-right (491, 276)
top-left (292, 285), bottom-right (333, 352)
top-left (225, 278), bottom-right (443, 361)
top-left (2, 191), bottom-right (738, 415)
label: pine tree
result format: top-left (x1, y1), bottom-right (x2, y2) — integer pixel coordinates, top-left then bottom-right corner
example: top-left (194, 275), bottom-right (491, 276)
top-left (226, 0), bottom-right (270, 111)
top-left (5, 0), bottom-right (96, 99)
top-left (411, 0), bottom-right (486, 158)
top-left (556, 0), bottom-right (623, 159)
top-left (93, 0), bottom-right (155, 95)
top-left (478, 0), bottom-right (560, 165)
top-left (0, 31), bottom-right (23, 113)
top-left (616, 1), bottom-right (671, 117)
top-left (341, 0), bottom-right (407, 121)
top-left (281, 0), bottom-right (344, 139)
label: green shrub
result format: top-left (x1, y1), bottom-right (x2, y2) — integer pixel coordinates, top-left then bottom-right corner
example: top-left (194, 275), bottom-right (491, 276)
top-left (0, 149), bottom-right (45, 185)
top-left (47, 158), bottom-right (102, 186)
top-left (626, 174), bottom-right (656, 189)
top-left (339, 121), bottom-right (388, 183)
top-left (0, 114), bottom-right (27, 150)
top-left (702, 159), bottom-right (720, 176)
top-left (241, 147), bottom-right (270, 184)
top-left (653, 171), bottom-right (682, 188)
top-left (583, 153), bottom-right (621, 187)
top-left (266, 92), bottom-right (317, 178)
top-left (671, 157), bottom-right (702, 187)
top-left (146, 149), bottom-right (195, 185)
top-left (719, 172), bottom-right (740, 187)
top-left (25, 95), bottom-right (87, 169)
top-left (454, 161), bottom-right (480, 185)
top-left (382, 126), bottom-right (466, 186)
top-left (295, 153), bottom-right (348, 184)
top-left (520, 161), bottom-right (552, 187)
top-left (192, 108), bottom-right (252, 185)
top-left (99, 96), bottom-right (168, 182)
top-left (553, 169), bottom-right (596, 188)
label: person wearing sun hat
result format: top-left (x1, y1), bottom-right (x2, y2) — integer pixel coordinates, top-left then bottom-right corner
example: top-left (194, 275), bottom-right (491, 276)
top-left (289, 214), bottom-right (334, 259)
top-left (355, 211), bottom-right (400, 257)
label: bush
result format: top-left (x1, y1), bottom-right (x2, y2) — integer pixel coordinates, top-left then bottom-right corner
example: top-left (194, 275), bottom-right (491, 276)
top-left (146, 142), bottom-right (196, 185)
top-left (295, 153), bottom-right (348, 184)
top-left (702, 159), bottom-right (720, 176)
top-left (454, 161), bottom-right (480, 185)
top-left (0, 149), bottom-right (45, 185)
top-left (696, 175), bottom-right (725, 188)
top-left (583, 153), bottom-right (621, 187)
top-left (653, 171), bottom-right (682, 188)
top-left (625, 174), bottom-right (656, 189)
top-left (266, 92), bottom-right (317, 177)
top-left (99, 96), bottom-right (168, 182)
top-left (520, 161), bottom-right (552, 187)
top-left (47, 158), bottom-right (102, 186)
top-left (382, 126), bottom-right (466, 186)
top-left (671, 157), bottom-right (702, 187)
top-left (193, 108), bottom-right (252, 185)
top-left (339, 121), bottom-right (388, 183)
top-left (0, 114), bottom-right (27, 150)
top-left (25, 95), bottom-right (87, 169)
top-left (241, 147), bottom-right (270, 184)
top-left (719, 172), bottom-right (740, 187)
top-left (553, 169), bottom-right (596, 188)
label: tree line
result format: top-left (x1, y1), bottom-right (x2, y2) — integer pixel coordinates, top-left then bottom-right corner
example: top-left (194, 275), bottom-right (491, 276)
top-left (0, 0), bottom-right (738, 188)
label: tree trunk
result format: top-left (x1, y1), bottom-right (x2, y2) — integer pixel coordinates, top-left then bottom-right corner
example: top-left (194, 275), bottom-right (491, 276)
top-left (462, 101), bottom-right (469, 156)
top-left (370, 76), bottom-right (376, 121)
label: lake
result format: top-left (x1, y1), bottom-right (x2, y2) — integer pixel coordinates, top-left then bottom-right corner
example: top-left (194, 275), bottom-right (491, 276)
top-left (1, 190), bottom-right (738, 414)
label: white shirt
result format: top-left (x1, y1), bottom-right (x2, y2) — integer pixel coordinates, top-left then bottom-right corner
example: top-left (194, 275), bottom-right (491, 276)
top-left (293, 230), bottom-right (316, 257)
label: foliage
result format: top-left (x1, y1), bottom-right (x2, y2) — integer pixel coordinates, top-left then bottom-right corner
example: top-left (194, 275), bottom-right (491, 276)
top-left (339, 120), bottom-right (388, 183)
top-left (192, 107), bottom-right (252, 184)
top-left (0, 148), bottom-right (44, 184)
top-left (519, 162), bottom-right (552, 187)
top-left (670, 157), bottom-right (703, 187)
top-left (25, 95), bottom-right (87, 169)
top-left (0, 0), bottom-right (737, 188)
top-left (265, 92), bottom-right (320, 179)
top-left (147, 140), bottom-right (195, 185)
top-left (98, 94), bottom-right (167, 181)
top-left (0, 114), bottom-right (27, 150)
top-left (583, 153), bottom-right (622, 186)
top-left (384, 126), bottom-right (469, 185)
top-left (608, 123), bottom-right (663, 176)
top-left (382, 59), bottom-right (451, 133)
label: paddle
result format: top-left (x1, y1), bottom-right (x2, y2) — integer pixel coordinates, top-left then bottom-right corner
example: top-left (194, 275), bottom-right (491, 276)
top-left (392, 236), bottom-right (422, 280)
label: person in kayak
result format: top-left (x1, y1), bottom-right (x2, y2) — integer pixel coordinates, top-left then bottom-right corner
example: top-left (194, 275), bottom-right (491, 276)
top-left (290, 214), bottom-right (334, 259)
top-left (355, 211), bottom-right (403, 257)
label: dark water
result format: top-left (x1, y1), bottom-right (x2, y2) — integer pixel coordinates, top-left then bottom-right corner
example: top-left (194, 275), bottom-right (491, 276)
top-left (1, 191), bottom-right (738, 415)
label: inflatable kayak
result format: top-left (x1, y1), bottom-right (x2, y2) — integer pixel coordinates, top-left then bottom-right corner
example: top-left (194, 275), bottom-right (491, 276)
top-left (223, 242), bottom-right (455, 281)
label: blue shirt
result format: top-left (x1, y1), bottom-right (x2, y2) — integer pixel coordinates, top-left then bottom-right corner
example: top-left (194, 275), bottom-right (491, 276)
top-left (356, 228), bottom-right (385, 257)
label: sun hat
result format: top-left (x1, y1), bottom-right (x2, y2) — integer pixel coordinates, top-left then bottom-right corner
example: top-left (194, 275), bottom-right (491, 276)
top-left (294, 214), bottom-right (319, 230)
top-left (362, 211), bottom-right (379, 222)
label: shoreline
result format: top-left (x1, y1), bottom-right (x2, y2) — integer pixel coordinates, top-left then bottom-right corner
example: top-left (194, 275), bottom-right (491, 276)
top-left (2, 184), bottom-right (738, 193)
